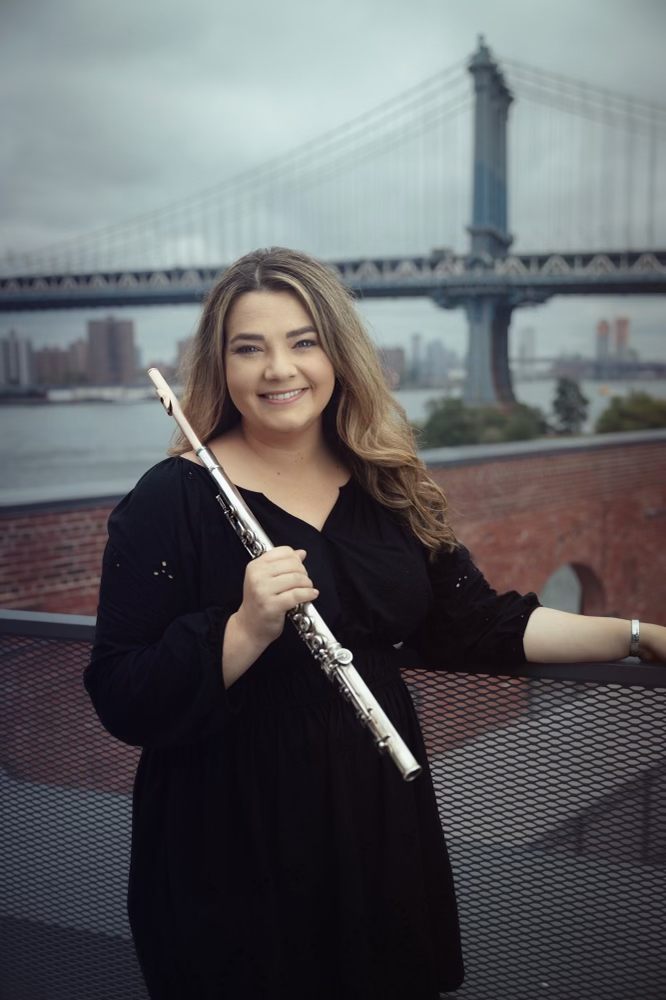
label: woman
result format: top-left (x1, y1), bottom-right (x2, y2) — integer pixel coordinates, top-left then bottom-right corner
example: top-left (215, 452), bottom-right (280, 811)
top-left (85, 246), bottom-right (666, 1000)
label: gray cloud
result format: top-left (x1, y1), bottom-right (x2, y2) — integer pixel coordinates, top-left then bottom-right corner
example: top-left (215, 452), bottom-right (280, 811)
top-left (1, 0), bottom-right (665, 360)
top-left (3, 0), bottom-right (663, 251)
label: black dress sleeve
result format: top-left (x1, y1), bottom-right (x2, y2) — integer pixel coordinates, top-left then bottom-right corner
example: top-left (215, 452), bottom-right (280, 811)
top-left (84, 461), bottom-right (236, 749)
top-left (406, 542), bottom-right (541, 673)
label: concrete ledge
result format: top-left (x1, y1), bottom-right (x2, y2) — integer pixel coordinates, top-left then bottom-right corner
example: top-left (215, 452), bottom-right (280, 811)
top-left (0, 483), bottom-right (130, 515)
top-left (419, 427), bottom-right (666, 468)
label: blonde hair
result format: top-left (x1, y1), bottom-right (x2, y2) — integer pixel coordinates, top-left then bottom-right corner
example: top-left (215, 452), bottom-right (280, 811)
top-left (170, 247), bottom-right (457, 554)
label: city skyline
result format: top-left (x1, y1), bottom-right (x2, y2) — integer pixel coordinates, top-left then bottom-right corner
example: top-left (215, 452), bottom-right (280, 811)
top-left (3, 298), bottom-right (664, 391)
top-left (2, 295), bottom-right (665, 373)
top-left (0, 316), bottom-right (137, 388)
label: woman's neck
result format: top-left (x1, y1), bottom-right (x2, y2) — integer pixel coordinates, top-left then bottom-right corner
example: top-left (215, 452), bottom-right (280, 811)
top-left (219, 421), bottom-right (346, 487)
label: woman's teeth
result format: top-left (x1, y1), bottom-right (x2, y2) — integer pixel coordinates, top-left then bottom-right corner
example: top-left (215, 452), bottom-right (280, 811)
top-left (263, 389), bottom-right (305, 400)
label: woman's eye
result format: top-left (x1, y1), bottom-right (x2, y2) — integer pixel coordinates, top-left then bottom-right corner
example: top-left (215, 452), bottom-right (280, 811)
top-left (235, 345), bottom-right (260, 354)
top-left (294, 338), bottom-right (317, 349)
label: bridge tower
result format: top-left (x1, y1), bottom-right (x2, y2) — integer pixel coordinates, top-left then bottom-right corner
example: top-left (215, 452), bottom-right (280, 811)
top-left (463, 37), bottom-right (515, 405)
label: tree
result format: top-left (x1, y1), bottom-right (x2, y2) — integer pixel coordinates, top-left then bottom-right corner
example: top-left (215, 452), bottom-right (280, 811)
top-left (595, 391), bottom-right (666, 433)
top-left (417, 397), bottom-right (548, 448)
top-left (503, 403), bottom-right (548, 441)
top-left (419, 397), bottom-right (479, 447)
top-left (552, 377), bottom-right (589, 435)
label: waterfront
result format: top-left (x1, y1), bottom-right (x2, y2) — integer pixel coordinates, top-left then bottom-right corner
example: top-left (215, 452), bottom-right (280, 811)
top-left (1, 378), bottom-right (666, 502)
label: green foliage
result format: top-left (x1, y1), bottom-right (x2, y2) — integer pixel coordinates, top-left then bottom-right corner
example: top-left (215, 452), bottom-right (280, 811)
top-left (503, 403), bottom-right (550, 441)
top-left (418, 397), bottom-right (547, 448)
top-left (418, 398), bottom-right (478, 447)
top-left (595, 391), bottom-right (666, 433)
top-left (552, 377), bottom-right (589, 435)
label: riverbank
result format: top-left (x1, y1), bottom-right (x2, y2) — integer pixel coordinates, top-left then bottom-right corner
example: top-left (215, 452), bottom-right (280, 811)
top-left (0, 386), bottom-right (157, 405)
top-left (1, 378), bottom-right (665, 497)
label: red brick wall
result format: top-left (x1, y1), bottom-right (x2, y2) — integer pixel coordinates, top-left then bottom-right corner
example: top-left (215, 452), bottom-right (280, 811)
top-left (430, 441), bottom-right (666, 623)
top-left (1, 438), bottom-right (665, 619)
top-left (0, 503), bottom-right (112, 615)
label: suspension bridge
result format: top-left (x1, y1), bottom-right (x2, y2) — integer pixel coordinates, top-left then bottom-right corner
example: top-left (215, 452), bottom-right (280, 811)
top-left (1, 37), bottom-right (665, 404)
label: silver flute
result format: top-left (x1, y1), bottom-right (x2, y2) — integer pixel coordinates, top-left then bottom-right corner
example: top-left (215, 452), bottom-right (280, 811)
top-left (148, 368), bottom-right (422, 782)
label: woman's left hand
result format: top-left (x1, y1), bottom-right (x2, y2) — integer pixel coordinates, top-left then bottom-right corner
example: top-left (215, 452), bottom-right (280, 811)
top-left (637, 623), bottom-right (666, 663)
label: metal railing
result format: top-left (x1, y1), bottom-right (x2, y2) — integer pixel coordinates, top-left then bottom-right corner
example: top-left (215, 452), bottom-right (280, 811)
top-left (1, 610), bottom-right (664, 1000)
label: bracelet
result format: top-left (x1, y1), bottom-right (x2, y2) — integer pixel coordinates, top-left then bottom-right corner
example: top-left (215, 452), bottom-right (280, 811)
top-left (629, 619), bottom-right (640, 657)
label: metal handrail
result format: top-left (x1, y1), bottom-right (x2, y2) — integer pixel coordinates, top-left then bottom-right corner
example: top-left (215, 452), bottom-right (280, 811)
top-left (0, 608), bottom-right (96, 641)
top-left (1, 608), bottom-right (664, 685)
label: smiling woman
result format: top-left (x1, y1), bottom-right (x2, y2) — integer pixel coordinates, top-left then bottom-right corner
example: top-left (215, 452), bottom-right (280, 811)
top-left (223, 290), bottom-right (337, 445)
top-left (172, 246), bottom-right (456, 551)
top-left (83, 246), bottom-right (666, 1000)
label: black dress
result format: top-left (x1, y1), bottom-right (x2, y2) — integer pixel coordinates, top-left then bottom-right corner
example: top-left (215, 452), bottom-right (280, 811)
top-left (84, 457), bottom-right (539, 1000)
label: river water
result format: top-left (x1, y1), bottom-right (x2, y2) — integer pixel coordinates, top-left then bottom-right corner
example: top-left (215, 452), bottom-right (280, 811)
top-left (1, 378), bottom-right (665, 503)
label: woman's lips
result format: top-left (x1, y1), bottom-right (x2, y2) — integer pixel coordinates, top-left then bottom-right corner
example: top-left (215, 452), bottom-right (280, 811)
top-left (259, 388), bottom-right (308, 405)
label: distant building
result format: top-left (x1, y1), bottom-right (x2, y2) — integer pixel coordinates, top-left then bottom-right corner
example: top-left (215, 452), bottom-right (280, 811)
top-left (596, 320), bottom-right (610, 361)
top-left (87, 316), bottom-right (136, 385)
top-left (378, 347), bottom-right (406, 388)
top-left (516, 326), bottom-right (536, 378)
top-left (0, 330), bottom-right (35, 386)
top-left (615, 317), bottom-right (630, 360)
top-left (145, 359), bottom-right (178, 382)
top-left (595, 319), bottom-right (611, 377)
top-left (176, 337), bottom-right (194, 379)
top-left (68, 338), bottom-right (88, 380)
top-left (551, 354), bottom-right (595, 380)
top-left (410, 333), bottom-right (423, 385)
top-left (34, 338), bottom-right (88, 384)
top-left (423, 339), bottom-right (457, 388)
top-left (34, 346), bottom-right (69, 384)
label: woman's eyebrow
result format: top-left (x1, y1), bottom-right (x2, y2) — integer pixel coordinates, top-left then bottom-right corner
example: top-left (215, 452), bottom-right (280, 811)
top-left (228, 325), bottom-right (317, 346)
top-left (286, 326), bottom-right (317, 340)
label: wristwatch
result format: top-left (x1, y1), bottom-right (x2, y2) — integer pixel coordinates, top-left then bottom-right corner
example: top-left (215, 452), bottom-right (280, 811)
top-left (629, 619), bottom-right (640, 657)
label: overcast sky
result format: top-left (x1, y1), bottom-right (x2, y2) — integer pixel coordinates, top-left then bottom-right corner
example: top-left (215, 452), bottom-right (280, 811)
top-left (1, 0), bottom-right (665, 364)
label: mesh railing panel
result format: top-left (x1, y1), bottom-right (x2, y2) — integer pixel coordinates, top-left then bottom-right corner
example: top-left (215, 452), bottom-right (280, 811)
top-left (404, 668), bottom-right (666, 1000)
top-left (0, 632), bottom-right (147, 1000)
top-left (1, 628), bottom-right (664, 999)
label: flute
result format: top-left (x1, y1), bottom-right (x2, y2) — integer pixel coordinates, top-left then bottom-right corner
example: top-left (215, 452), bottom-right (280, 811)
top-left (148, 369), bottom-right (422, 782)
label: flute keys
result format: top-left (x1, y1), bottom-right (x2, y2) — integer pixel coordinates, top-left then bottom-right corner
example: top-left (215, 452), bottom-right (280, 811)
top-left (291, 612), bottom-right (312, 632)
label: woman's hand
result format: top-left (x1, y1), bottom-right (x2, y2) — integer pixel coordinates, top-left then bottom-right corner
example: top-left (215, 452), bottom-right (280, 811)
top-left (221, 547), bottom-right (318, 687)
top-left (637, 623), bottom-right (666, 663)
top-left (236, 546), bottom-right (318, 646)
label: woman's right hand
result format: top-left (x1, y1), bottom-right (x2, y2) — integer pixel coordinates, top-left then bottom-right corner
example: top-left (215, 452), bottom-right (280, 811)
top-left (236, 546), bottom-right (318, 646)
top-left (221, 547), bottom-right (318, 687)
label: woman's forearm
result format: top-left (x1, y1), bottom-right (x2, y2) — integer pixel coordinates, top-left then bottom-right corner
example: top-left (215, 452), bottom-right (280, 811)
top-left (221, 611), bottom-right (270, 688)
top-left (523, 606), bottom-right (634, 663)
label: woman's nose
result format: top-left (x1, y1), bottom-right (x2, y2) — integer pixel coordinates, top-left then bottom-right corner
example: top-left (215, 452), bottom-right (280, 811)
top-left (264, 348), bottom-right (297, 380)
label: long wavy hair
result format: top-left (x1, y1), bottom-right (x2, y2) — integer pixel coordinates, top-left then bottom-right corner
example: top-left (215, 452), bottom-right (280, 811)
top-left (170, 247), bottom-right (457, 554)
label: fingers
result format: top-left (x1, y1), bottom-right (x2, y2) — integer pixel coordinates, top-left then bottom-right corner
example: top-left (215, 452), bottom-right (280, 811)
top-left (246, 548), bottom-right (315, 591)
top-left (258, 570), bottom-right (318, 597)
top-left (266, 586), bottom-right (320, 615)
top-left (257, 545), bottom-right (307, 566)
top-left (239, 547), bottom-right (319, 644)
